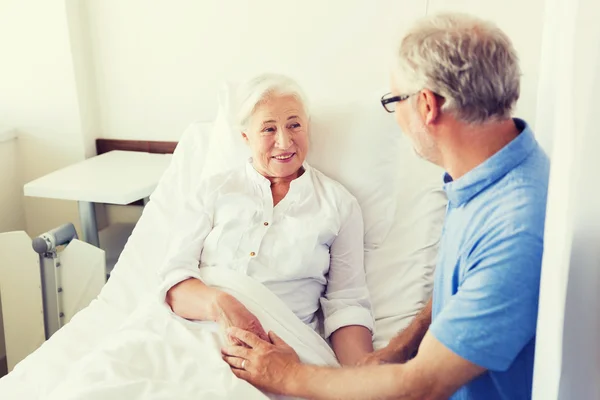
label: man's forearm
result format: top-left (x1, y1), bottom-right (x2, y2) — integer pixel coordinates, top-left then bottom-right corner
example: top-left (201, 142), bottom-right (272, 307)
top-left (287, 364), bottom-right (428, 400)
top-left (388, 298), bottom-right (432, 361)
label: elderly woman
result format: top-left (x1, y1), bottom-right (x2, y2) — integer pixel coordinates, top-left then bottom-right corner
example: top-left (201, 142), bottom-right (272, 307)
top-left (159, 73), bottom-right (374, 366)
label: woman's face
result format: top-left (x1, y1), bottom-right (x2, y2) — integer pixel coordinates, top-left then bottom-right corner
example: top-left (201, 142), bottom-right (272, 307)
top-left (242, 95), bottom-right (309, 180)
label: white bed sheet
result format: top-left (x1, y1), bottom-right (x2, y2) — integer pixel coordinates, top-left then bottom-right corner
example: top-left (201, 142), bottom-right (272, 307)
top-left (40, 268), bottom-right (338, 400)
top-left (0, 299), bottom-right (127, 399)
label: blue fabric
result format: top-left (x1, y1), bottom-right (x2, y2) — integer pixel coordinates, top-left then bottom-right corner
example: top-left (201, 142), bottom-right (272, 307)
top-left (430, 119), bottom-right (550, 400)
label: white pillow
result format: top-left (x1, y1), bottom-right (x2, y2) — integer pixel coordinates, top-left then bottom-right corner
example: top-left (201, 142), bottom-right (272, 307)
top-left (367, 144), bottom-right (447, 349)
top-left (200, 83), bottom-right (250, 181)
top-left (307, 101), bottom-right (402, 249)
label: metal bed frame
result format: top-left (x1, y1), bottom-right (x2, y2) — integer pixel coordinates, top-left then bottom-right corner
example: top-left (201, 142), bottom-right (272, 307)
top-left (31, 223), bottom-right (79, 339)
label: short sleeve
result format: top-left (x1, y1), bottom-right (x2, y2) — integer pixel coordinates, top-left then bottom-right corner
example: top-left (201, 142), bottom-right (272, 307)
top-left (430, 228), bottom-right (543, 371)
top-left (157, 184), bottom-right (214, 302)
top-left (320, 198), bottom-right (374, 338)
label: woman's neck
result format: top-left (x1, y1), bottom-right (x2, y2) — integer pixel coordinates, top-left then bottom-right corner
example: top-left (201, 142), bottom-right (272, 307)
top-left (264, 166), bottom-right (305, 186)
top-left (266, 167), bottom-right (305, 207)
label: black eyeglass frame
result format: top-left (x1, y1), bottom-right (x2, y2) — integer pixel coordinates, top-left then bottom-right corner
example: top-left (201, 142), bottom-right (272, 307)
top-left (380, 90), bottom-right (444, 113)
top-left (380, 92), bottom-right (417, 113)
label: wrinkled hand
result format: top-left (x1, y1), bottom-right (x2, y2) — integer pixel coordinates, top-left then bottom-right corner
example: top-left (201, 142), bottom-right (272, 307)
top-left (215, 294), bottom-right (269, 345)
top-left (357, 344), bottom-right (412, 366)
top-left (222, 328), bottom-right (301, 395)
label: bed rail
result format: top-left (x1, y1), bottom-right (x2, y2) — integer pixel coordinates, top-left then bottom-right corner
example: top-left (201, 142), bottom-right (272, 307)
top-left (32, 223), bottom-right (78, 339)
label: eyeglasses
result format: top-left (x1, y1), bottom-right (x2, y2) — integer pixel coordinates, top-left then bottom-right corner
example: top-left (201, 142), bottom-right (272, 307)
top-left (380, 92), bottom-right (416, 113)
top-left (380, 90), bottom-right (445, 113)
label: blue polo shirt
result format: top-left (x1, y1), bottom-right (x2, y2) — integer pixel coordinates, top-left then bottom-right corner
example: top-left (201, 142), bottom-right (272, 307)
top-left (429, 119), bottom-right (550, 400)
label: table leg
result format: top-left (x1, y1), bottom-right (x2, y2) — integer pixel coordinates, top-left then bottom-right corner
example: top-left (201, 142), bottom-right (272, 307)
top-left (78, 201), bottom-right (100, 247)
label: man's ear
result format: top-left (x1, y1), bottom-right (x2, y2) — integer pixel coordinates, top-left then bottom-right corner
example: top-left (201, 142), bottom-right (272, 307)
top-left (419, 89), bottom-right (443, 125)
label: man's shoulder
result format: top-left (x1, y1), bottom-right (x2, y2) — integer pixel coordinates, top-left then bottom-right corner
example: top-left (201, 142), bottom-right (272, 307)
top-left (478, 146), bottom-right (550, 229)
top-left (506, 143), bottom-right (550, 192)
top-left (462, 157), bottom-right (549, 264)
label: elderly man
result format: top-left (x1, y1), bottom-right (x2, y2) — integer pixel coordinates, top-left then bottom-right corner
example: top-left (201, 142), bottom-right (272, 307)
top-left (222, 12), bottom-right (549, 400)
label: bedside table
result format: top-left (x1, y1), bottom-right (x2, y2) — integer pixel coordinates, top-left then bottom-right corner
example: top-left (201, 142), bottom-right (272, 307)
top-left (24, 150), bottom-right (172, 247)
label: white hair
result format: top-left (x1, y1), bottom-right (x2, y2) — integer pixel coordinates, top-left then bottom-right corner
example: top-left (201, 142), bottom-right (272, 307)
top-left (396, 13), bottom-right (521, 124)
top-left (235, 73), bottom-right (310, 131)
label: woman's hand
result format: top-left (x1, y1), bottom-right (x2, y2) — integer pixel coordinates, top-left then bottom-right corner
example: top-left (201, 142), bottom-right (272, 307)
top-left (214, 293), bottom-right (270, 345)
top-left (167, 278), bottom-right (269, 345)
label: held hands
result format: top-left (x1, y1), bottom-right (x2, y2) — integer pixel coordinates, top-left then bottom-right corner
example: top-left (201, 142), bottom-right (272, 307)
top-left (214, 293), bottom-right (270, 345)
top-left (222, 328), bottom-right (301, 395)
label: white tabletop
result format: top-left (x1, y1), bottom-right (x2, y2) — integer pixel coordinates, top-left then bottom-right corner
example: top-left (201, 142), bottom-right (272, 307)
top-left (24, 150), bottom-right (173, 204)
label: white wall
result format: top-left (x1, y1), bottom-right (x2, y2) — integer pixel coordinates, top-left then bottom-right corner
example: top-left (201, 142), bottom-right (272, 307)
top-left (85, 0), bottom-right (424, 225)
top-left (0, 0), bottom-right (92, 237)
top-left (86, 0), bottom-right (545, 143)
top-left (0, 129), bottom-right (24, 361)
top-left (86, 0), bottom-right (426, 141)
top-left (0, 130), bottom-right (25, 234)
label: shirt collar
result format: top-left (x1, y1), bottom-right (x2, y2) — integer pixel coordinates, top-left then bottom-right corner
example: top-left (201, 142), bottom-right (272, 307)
top-left (245, 158), bottom-right (312, 193)
top-left (443, 119), bottom-right (537, 206)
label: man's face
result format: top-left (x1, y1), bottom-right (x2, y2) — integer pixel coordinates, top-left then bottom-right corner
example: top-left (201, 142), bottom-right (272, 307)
top-left (390, 73), bottom-right (438, 162)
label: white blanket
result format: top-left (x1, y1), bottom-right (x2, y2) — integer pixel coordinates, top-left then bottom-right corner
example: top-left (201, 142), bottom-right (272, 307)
top-left (44, 268), bottom-right (339, 400)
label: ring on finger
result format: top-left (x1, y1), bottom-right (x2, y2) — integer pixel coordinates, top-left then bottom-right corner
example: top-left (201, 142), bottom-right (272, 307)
top-left (241, 359), bottom-right (246, 370)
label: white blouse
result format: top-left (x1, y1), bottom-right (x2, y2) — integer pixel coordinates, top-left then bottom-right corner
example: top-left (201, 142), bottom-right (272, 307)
top-left (158, 161), bottom-right (373, 338)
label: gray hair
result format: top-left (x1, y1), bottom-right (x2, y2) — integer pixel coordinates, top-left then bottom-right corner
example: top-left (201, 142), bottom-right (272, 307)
top-left (235, 73), bottom-right (310, 131)
top-left (396, 13), bottom-right (521, 124)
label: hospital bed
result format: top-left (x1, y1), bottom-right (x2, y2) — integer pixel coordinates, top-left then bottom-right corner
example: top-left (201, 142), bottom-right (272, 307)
top-left (0, 90), bottom-right (447, 399)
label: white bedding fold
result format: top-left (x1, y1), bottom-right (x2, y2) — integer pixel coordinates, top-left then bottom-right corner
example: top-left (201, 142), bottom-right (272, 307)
top-left (44, 268), bottom-right (339, 400)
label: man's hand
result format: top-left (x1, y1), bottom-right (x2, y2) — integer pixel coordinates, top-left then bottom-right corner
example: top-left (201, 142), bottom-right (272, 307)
top-left (222, 328), bottom-right (301, 395)
top-left (215, 294), bottom-right (270, 345)
top-left (359, 299), bottom-right (432, 366)
top-left (359, 344), bottom-right (412, 366)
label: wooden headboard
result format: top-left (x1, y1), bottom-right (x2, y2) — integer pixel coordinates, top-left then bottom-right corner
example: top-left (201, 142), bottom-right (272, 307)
top-left (96, 139), bottom-right (178, 155)
top-left (96, 139), bottom-right (178, 205)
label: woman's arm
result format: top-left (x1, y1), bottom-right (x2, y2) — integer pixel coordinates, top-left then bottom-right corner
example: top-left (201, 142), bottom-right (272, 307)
top-left (166, 278), bottom-right (222, 321)
top-left (167, 278), bottom-right (270, 343)
top-left (330, 325), bottom-right (374, 366)
top-left (321, 197), bottom-right (374, 366)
